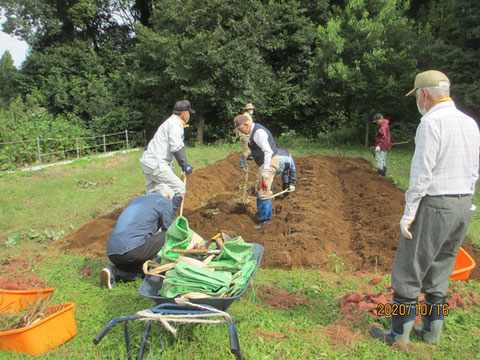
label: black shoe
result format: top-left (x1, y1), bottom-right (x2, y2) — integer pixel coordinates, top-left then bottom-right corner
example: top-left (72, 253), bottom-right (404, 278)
top-left (100, 266), bottom-right (116, 290)
top-left (238, 154), bottom-right (247, 169)
top-left (254, 220), bottom-right (270, 229)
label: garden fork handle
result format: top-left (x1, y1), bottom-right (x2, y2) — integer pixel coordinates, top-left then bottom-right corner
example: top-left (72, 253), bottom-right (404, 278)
top-left (179, 173), bottom-right (187, 217)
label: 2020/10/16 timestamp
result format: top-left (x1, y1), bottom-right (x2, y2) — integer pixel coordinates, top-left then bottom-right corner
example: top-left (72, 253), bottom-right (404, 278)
top-left (377, 303), bottom-right (450, 317)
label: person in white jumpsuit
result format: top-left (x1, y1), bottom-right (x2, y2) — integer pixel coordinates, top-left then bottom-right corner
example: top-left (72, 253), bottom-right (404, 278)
top-left (140, 100), bottom-right (195, 208)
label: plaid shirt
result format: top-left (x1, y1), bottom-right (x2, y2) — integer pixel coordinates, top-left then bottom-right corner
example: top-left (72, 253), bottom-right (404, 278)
top-left (404, 101), bottom-right (480, 219)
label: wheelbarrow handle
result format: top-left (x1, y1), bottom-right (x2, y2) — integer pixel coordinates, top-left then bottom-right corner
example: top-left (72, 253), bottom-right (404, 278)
top-left (227, 318), bottom-right (242, 360)
top-left (93, 315), bottom-right (140, 345)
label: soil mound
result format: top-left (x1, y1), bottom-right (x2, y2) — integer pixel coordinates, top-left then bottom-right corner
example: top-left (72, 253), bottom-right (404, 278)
top-left (60, 153), bottom-right (480, 276)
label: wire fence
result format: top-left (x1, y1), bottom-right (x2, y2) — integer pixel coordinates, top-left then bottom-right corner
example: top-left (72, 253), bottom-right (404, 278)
top-left (0, 129), bottom-right (147, 170)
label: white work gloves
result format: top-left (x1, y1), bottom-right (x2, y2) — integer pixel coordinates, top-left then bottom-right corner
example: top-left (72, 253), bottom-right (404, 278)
top-left (261, 170), bottom-right (270, 181)
top-left (289, 184), bottom-right (296, 192)
top-left (471, 204), bottom-right (477, 212)
top-left (375, 146), bottom-right (380, 152)
top-left (400, 215), bottom-right (414, 239)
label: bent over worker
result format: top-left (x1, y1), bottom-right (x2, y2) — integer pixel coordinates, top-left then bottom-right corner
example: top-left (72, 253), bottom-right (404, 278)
top-left (140, 100), bottom-right (195, 208)
top-left (236, 103), bottom-right (255, 169)
top-left (100, 184), bottom-right (175, 290)
top-left (275, 148), bottom-right (297, 193)
top-left (372, 113), bottom-right (392, 176)
top-left (371, 70), bottom-right (480, 346)
top-left (234, 114), bottom-right (279, 229)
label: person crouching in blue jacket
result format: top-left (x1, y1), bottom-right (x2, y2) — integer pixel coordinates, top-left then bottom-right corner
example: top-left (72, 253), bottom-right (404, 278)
top-left (100, 184), bottom-right (175, 289)
top-left (275, 148), bottom-right (297, 197)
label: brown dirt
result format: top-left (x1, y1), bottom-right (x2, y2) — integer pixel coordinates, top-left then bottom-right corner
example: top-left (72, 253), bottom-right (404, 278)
top-left (59, 152), bottom-right (480, 276)
top-left (0, 255), bottom-right (49, 290)
top-left (320, 318), bottom-right (364, 349)
top-left (256, 285), bottom-right (313, 310)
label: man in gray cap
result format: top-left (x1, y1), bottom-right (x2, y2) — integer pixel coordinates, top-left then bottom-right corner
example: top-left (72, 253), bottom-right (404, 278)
top-left (140, 100), bottom-right (195, 208)
top-left (371, 70), bottom-right (480, 346)
top-left (372, 113), bottom-right (391, 176)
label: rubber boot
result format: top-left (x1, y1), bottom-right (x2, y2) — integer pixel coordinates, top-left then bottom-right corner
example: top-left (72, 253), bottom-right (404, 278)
top-left (376, 168), bottom-right (384, 176)
top-left (413, 303), bottom-right (444, 344)
top-left (255, 193), bottom-right (272, 229)
top-left (383, 166), bottom-right (387, 176)
top-left (371, 303), bottom-right (416, 346)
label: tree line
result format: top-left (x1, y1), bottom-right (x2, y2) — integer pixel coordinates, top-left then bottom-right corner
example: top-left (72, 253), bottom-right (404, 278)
top-left (0, 0), bottom-right (479, 161)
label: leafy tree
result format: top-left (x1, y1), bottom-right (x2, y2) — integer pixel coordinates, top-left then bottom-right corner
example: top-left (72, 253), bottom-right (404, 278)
top-left (128, 0), bottom-right (318, 142)
top-left (414, 0), bottom-right (480, 120)
top-left (0, 51), bottom-right (19, 109)
top-left (0, 98), bottom-right (90, 169)
top-left (307, 0), bottom-right (421, 142)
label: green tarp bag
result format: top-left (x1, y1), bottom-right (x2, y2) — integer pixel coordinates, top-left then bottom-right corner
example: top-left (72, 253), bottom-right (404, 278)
top-left (208, 237), bottom-right (254, 271)
top-left (228, 260), bottom-right (257, 296)
top-left (160, 260), bottom-right (232, 298)
top-left (158, 216), bottom-right (196, 262)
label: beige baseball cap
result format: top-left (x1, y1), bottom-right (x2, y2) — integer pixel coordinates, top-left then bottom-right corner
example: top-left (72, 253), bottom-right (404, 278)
top-left (405, 70), bottom-right (450, 96)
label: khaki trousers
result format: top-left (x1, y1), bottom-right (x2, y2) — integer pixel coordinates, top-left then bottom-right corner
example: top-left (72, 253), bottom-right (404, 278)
top-left (255, 155), bottom-right (279, 199)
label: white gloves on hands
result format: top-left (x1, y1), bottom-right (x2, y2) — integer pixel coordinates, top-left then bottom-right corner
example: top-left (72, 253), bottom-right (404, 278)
top-left (375, 146), bottom-right (381, 152)
top-left (400, 215), bottom-right (414, 239)
top-left (289, 184), bottom-right (296, 192)
top-left (261, 171), bottom-right (270, 181)
top-left (470, 204), bottom-right (477, 212)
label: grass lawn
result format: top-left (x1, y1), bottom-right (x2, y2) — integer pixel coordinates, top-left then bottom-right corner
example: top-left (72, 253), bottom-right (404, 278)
top-left (1, 143), bottom-right (479, 359)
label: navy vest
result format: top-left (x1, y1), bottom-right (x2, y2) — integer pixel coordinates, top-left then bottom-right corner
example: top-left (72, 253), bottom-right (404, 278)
top-left (248, 124), bottom-right (278, 166)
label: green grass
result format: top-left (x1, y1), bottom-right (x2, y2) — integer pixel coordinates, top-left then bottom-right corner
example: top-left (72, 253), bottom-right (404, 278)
top-left (0, 144), bottom-right (239, 239)
top-left (1, 142), bottom-right (479, 359)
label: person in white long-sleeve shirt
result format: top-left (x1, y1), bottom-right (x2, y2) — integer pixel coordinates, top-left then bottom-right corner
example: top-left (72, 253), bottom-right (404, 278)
top-left (371, 70), bottom-right (480, 347)
top-left (234, 115), bottom-right (279, 229)
top-left (140, 100), bottom-right (195, 207)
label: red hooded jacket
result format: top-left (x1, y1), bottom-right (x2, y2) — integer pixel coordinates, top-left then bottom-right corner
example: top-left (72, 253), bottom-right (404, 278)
top-left (375, 119), bottom-right (392, 151)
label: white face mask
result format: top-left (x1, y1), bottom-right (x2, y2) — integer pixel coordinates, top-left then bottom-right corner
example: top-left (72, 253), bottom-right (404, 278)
top-left (249, 110), bottom-right (254, 115)
top-left (416, 92), bottom-right (427, 115)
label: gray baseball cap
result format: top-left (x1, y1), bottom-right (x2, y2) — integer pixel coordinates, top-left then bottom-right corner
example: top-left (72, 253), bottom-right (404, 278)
top-left (173, 100), bottom-right (196, 114)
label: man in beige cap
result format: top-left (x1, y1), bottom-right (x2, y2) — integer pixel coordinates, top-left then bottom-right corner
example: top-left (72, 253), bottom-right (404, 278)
top-left (234, 114), bottom-right (279, 229)
top-left (235, 103), bottom-right (255, 169)
top-left (371, 70), bottom-right (480, 346)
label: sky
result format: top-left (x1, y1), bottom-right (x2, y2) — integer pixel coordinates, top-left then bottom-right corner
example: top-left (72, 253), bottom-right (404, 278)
top-left (0, 15), bottom-right (29, 68)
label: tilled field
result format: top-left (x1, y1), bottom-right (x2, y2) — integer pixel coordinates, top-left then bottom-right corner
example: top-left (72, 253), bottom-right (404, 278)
top-left (60, 153), bottom-right (480, 277)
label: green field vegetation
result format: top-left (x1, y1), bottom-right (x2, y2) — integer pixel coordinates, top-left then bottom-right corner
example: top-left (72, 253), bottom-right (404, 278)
top-left (1, 145), bottom-right (479, 359)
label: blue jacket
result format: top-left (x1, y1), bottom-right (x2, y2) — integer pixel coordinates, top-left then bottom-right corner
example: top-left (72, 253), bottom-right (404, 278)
top-left (276, 148), bottom-right (297, 185)
top-left (107, 193), bottom-right (174, 256)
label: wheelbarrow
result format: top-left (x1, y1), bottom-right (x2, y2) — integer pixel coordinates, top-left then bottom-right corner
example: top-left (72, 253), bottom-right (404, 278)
top-left (93, 243), bottom-right (264, 360)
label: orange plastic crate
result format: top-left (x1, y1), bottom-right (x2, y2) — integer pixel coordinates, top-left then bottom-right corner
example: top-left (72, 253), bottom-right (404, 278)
top-left (0, 302), bottom-right (77, 355)
top-left (450, 247), bottom-right (476, 280)
top-left (0, 288), bottom-right (55, 313)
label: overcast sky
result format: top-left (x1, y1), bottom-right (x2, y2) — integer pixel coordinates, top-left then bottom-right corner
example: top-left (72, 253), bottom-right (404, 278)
top-left (0, 15), bottom-right (29, 68)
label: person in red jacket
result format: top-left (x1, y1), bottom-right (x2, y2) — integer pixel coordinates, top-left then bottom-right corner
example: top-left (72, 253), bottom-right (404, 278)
top-left (373, 113), bottom-right (392, 176)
